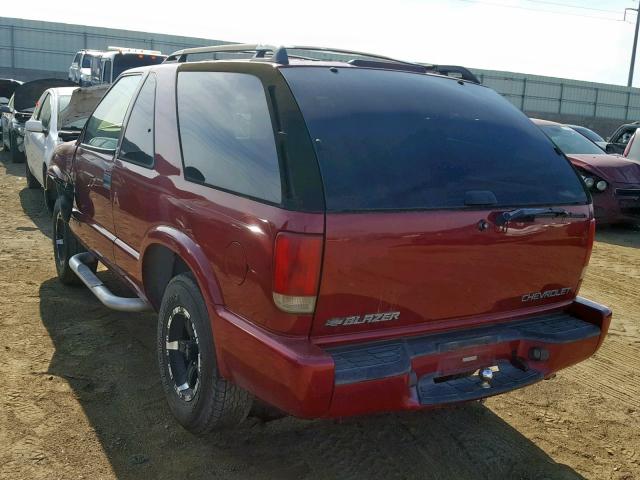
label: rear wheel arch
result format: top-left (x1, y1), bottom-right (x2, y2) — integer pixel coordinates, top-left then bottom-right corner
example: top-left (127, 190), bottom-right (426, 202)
top-left (140, 232), bottom-right (223, 312)
top-left (141, 244), bottom-right (190, 310)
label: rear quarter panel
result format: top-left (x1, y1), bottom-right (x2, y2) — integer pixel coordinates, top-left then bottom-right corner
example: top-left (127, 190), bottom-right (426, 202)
top-left (116, 66), bottom-right (324, 337)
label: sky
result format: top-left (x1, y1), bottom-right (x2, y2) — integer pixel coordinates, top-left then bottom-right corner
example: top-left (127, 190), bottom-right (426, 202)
top-left (2, 0), bottom-right (639, 86)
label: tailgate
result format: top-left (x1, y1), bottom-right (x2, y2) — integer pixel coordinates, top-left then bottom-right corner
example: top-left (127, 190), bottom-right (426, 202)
top-left (312, 207), bottom-right (592, 337)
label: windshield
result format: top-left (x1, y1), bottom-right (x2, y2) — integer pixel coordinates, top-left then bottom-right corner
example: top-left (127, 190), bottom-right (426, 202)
top-left (540, 125), bottom-right (604, 155)
top-left (57, 95), bottom-right (87, 129)
top-left (282, 67), bottom-right (587, 211)
top-left (113, 54), bottom-right (165, 78)
top-left (571, 126), bottom-right (604, 144)
top-left (81, 55), bottom-right (92, 68)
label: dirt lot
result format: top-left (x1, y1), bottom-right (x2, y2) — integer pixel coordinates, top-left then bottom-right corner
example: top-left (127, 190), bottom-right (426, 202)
top-left (0, 151), bottom-right (638, 480)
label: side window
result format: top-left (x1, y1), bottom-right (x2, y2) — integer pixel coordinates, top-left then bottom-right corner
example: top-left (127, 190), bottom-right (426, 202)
top-left (620, 128), bottom-right (634, 146)
top-left (102, 60), bottom-right (112, 83)
top-left (83, 75), bottom-right (141, 151)
top-left (39, 95), bottom-right (52, 131)
top-left (177, 71), bottom-right (282, 204)
top-left (73, 53), bottom-right (80, 64)
top-left (32, 93), bottom-right (46, 120)
top-left (120, 75), bottom-right (156, 167)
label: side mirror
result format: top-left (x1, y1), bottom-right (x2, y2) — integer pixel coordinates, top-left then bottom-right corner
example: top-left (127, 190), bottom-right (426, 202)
top-left (605, 143), bottom-right (615, 154)
top-left (0, 105), bottom-right (11, 114)
top-left (25, 119), bottom-right (43, 134)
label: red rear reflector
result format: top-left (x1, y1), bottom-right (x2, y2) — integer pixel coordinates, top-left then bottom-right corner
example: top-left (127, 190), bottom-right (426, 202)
top-left (273, 232), bottom-right (323, 314)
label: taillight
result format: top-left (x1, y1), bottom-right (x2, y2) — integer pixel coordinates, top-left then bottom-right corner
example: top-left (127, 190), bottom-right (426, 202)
top-left (585, 218), bottom-right (596, 266)
top-left (273, 232), bottom-right (323, 314)
top-left (578, 218), bottom-right (596, 289)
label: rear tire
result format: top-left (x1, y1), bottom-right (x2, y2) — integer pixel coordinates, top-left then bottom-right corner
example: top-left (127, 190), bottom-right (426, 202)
top-left (52, 198), bottom-right (96, 285)
top-left (157, 272), bottom-right (252, 435)
top-left (10, 132), bottom-right (25, 163)
top-left (25, 160), bottom-right (39, 189)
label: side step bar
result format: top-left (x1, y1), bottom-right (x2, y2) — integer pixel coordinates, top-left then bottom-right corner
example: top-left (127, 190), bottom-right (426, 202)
top-left (69, 252), bottom-right (151, 312)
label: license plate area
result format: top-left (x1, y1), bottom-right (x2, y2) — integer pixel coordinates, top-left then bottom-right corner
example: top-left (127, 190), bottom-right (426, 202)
top-left (418, 360), bottom-right (542, 406)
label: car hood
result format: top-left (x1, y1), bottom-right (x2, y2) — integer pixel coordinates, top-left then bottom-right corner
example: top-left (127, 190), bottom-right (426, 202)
top-left (14, 78), bottom-right (76, 112)
top-left (567, 153), bottom-right (640, 184)
top-left (0, 79), bottom-right (22, 101)
top-left (58, 85), bottom-right (109, 129)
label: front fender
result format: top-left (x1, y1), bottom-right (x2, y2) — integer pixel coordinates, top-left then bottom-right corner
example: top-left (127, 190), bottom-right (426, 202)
top-left (47, 163), bottom-right (74, 221)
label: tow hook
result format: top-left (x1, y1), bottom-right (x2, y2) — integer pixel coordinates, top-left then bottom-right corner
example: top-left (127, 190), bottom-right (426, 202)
top-left (479, 368), bottom-right (493, 389)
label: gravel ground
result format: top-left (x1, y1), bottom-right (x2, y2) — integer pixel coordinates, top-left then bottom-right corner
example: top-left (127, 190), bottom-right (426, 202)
top-left (0, 150), bottom-right (638, 480)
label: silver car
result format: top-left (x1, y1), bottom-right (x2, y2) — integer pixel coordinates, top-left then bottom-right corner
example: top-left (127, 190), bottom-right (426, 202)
top-left (24, 85), bottom-right (107, 210)
top-left (68, 50), bottom-right (102, 86)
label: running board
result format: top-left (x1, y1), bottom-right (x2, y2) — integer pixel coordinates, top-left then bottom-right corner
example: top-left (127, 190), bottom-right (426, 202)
top-left (69, 252), bottom-right (151, 312)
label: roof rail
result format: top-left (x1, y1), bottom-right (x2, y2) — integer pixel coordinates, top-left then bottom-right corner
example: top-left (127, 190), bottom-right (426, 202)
top-left (164, 44), bottom-right (481, 84)
top-left (285, 45), bottom-right (419, 66)
top-left (423, 65), bottom-right (480, 84)
top-left (164, 44), bottom-right (287, 63)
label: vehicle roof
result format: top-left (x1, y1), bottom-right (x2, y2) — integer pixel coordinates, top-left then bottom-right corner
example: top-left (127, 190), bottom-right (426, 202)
top-left (45, 86), bottom-right (79, 97)
top-left (100, 50), bottom-right (167, 59)
top-left (530, 118), bottom-right (561, 126)
top-left (127, 58), bottom-right (483, 88)
top-left (617, 122), bottom-right (640, 129)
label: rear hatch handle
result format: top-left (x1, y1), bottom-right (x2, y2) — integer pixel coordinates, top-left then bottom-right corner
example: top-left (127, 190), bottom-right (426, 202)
top-left (496, 207), bottom-right (586, 227)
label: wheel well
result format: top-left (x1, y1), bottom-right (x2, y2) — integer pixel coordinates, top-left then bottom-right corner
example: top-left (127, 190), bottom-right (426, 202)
top-left (142, 244), bottom-right (190, 310)
top-left (43, 170), bottom-right (56, 212)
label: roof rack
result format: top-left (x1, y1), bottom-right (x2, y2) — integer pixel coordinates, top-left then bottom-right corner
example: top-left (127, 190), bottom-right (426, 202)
top-left (423, 65), bottom-right (480, 84)
top-left (164, 44), bottom-right (481, 84)
top-left (164, 44), bottom-right (285, 63)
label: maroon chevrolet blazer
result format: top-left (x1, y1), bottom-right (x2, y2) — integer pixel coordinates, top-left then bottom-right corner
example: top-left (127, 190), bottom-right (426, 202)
top-left (46, 44), bottom-right (611, 435)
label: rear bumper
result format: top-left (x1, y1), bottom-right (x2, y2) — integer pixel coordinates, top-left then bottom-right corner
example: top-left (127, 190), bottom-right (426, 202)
top-left (213, 297), bottom-right (611, 419)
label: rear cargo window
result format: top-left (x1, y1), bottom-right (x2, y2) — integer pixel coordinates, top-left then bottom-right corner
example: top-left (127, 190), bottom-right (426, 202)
top-left (282, 67), bottom-right (587, 212)
top-left (177, 71), bottom-right (281, 204)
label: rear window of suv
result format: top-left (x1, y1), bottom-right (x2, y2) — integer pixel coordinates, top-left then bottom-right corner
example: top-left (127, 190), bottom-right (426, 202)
top-left (281, 67), bottom-right (588, 212)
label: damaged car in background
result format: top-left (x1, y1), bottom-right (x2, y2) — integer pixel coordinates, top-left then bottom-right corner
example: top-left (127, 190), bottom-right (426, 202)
top-left (0, 78), bottom-right (22, 108)
top-left (1, 78), bottom-right (76, 163)
top-left (89, 47), bottom-right (167, 86)
top-left (0, 79), bottom-right (22, 141)
top-left (68, 50), bottom-right (102, 86)
top-left (533, 118), bottom-right (640, 226)
top-left (24, 85), bottom-right (108, 211)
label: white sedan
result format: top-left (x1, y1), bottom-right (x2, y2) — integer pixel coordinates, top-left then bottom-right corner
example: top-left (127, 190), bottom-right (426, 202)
top-left (24, 85), bottom-right (107, 211)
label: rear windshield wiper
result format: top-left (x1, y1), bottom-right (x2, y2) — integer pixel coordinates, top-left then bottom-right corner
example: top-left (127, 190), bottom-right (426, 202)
top-left (496, 207), bottom-right (586, 226)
